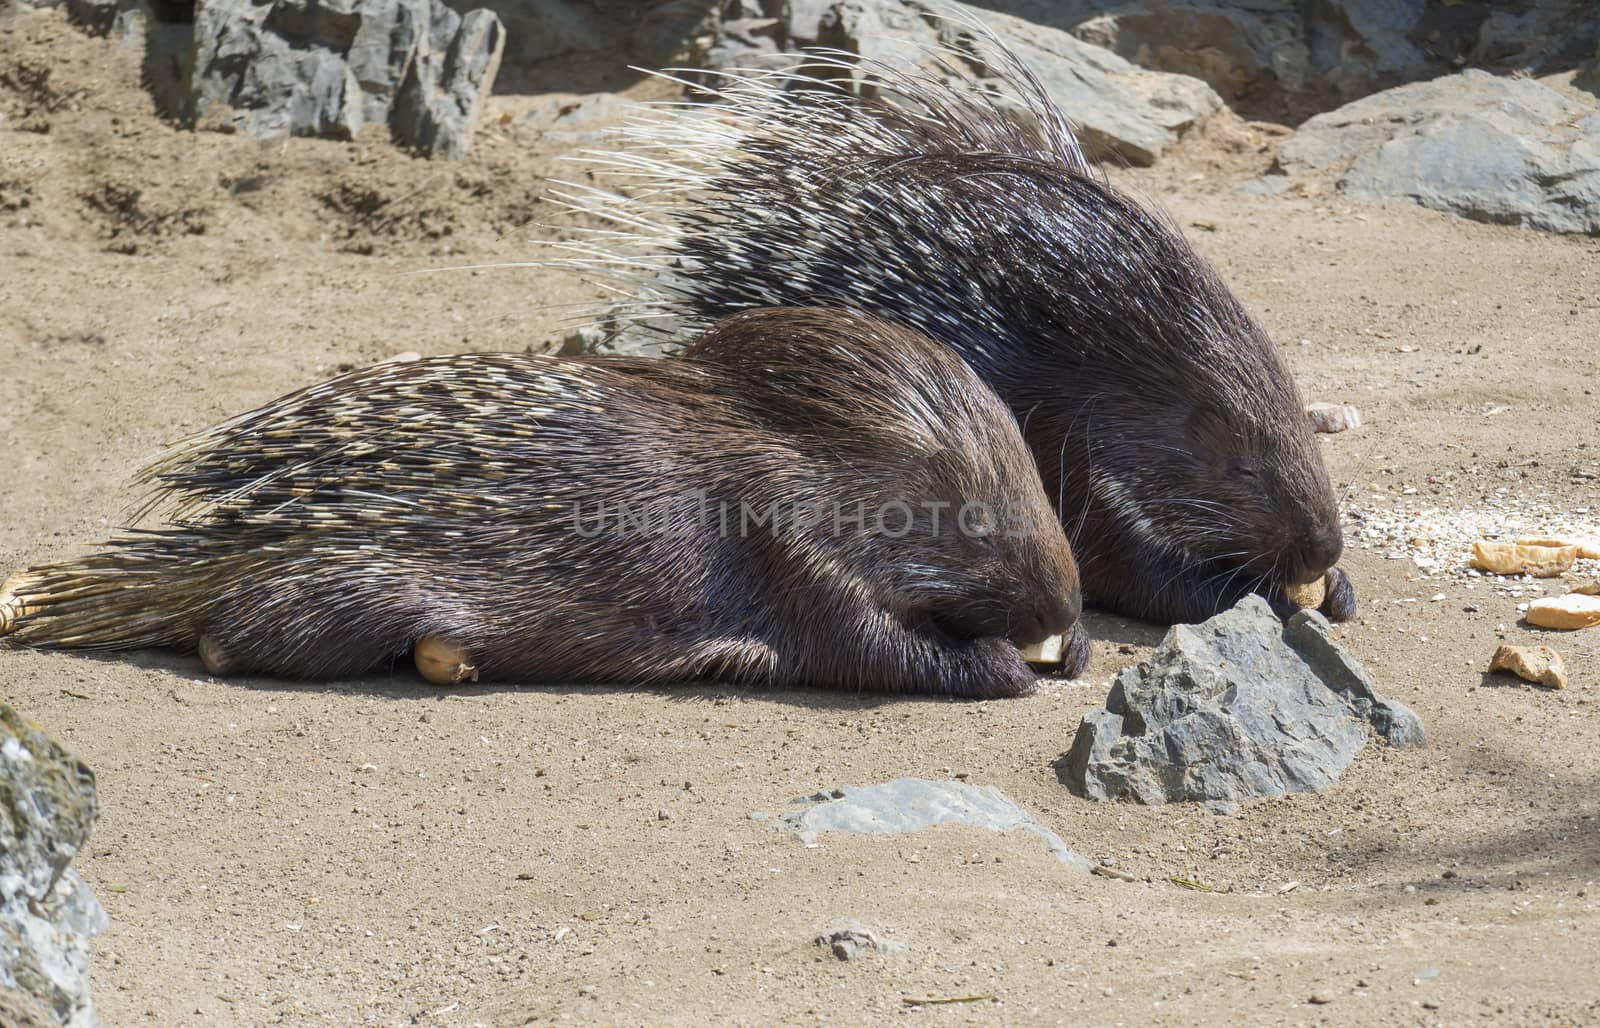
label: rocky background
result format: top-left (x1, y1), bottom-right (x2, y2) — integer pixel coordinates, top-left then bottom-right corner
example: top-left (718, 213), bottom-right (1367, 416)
top-left (0, 1), bottom-right (1597, 1025)
top-left (11, 0), bottom-right (1595, 230)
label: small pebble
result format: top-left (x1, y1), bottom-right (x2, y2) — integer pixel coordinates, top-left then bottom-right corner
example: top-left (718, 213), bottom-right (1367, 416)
top-left (1304, 401), bottom-right (1361, 434)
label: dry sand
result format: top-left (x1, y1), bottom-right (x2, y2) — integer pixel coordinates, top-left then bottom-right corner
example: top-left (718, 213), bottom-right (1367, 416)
top-left (2, 11), bottom-right (1598, 1026)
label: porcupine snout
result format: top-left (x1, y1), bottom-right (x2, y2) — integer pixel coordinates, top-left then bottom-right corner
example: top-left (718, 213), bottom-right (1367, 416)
top-left (1285, 522), bottom-right (1344, 587)
top-left (1008, 591), bottom-right (1078, 649)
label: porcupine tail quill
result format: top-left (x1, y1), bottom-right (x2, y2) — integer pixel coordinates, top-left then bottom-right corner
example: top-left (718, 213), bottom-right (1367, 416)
top-left (0, 428), bottom-right (272, 650)
top-left (0, 543), bottom-right (237, 651)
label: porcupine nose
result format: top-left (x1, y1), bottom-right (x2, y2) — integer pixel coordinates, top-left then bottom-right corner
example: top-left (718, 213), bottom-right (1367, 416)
top-left (1287, 524), bottom-right (1344, 586)
top-left (1008, 592), bottom-right (1078, 648)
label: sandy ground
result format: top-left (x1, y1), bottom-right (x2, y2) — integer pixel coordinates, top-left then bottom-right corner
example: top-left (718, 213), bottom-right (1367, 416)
top-left (3, 11), bottom-right (1599, 1026)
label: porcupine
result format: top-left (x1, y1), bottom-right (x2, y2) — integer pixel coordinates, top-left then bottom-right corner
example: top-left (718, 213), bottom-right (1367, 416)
top-left (553, 26), bottom-right (1355, 625)
top-left (0, 308), bottom-right (1087, 696)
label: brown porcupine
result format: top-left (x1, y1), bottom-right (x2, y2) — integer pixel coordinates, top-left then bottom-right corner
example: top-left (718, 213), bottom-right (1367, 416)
top-left (0, 307), bottom-right (1086, 697)
top-left (553, 26), bottom-right (1354, 625)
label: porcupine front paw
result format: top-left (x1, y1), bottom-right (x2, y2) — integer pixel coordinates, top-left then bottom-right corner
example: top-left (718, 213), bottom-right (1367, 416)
top-left (1319, 566), bottom-right (1356, 622)
top-left (956, 636), bottom-right (1038, 699)
top-left (1060, 621), bottom-right (1091, 678)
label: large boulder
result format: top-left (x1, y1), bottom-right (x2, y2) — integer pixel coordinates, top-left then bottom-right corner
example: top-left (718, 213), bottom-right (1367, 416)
top-left (950, 9), bottom-right (1222, 166)
top-left (1059, 596), bottom-right (1424, 815)
top-left (1266, 70), bottom-right (1600, 236)
top-left (188, 0), bottom-right (506, 158)
top-left (1, 707), bottom-right (106, 1027)
top-left (698, 0), bottom-right (1222, 166)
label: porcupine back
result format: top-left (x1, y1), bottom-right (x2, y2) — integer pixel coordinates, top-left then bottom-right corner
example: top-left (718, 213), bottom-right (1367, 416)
top-left (552, 24), bottom-right (1351, 625)
top-left (1, 309), bottom-right (1083, 695)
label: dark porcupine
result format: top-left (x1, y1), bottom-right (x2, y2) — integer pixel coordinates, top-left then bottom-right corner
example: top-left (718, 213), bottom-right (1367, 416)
top-left (553, 24), bottom-right (1354, 625)
top-left (0, 308), bottom-right (1086, 696)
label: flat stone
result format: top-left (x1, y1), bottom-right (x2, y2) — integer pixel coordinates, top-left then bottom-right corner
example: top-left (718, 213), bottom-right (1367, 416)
top-left (957, 9), bottom-right (1223, 166)
top-left (760, 778), bottom-right (1092, 872)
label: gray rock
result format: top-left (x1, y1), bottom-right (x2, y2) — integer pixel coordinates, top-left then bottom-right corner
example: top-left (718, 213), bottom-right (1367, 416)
top-left (1467, 2), bottom-right (1600, 76)
top-left (1059, 595), bottom-right (1423, 813)
top-left (558, 310), bottom-right (684, 358)
top-left (1, 706), bottom-right (106, 1028)
top-left (759, 777), bottom-right (1093, 872)
top-left (188, 0), bottom-right (505, 159)
top-left (949, 8), bottom-right (1222, 166)
top-left (990, 1), bottom-right (1581, 116)
top-left (815, 920), bottom-right (906, 960)
top-left (1272, 71), bottom-right (1600, 236)
top-left (1070, 2), bottom-right (1308, 104)
top-left (698, 1), bottom-right (1220, 167)
top-left (392, 6), bottom-right (507, 161)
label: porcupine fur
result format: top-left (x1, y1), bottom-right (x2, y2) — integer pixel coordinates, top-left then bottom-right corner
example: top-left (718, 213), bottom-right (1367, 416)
top-left (0, 308), bottom-right (1085, 696)
top-left (550, 21), bottom-right (1354, 625)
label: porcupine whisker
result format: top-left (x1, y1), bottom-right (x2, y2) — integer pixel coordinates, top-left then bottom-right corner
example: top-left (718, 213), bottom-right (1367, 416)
top-left (1148, 549), bottom-right (1253, 610)
top-left (1061, 393), bottom-right (1106, 551)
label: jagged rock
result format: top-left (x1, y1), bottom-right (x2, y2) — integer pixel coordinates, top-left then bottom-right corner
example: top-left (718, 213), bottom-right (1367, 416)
top-left (1, 707), bottom-right (106, 1027)
top-left (188, 0), bottom-right (505, 159)
top-left (390, 7), bottom-right (506, 161)
top-left (1059, 596), bottom-right (1424, 815)
top-left (1265, 71), bottom-right (1600, 236)
top-left (757, 778), bottom-right (1094, 872)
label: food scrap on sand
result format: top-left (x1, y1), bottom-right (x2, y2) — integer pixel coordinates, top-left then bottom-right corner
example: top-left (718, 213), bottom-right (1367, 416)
top-left (1488, 643), bottom-right (1568, 689)
top-left (1470, 540), bottom-right (1578, 577)
top-left (1525, 594), bottom-right (1600, 630)
top-left (1517, 535), bottom-right (1600, 560)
